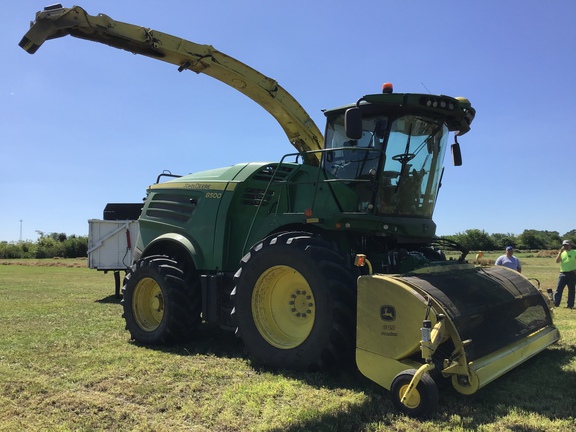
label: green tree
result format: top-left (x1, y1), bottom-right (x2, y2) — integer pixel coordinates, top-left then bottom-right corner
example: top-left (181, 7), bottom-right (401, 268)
top-left (561, 229), bottom-right (576, 245)
top-left (63, 235), bottom-right (88, 258)
top-left (518, 230), bottom-right (561, 250)
top-left (451, 229), bottom-right (495, 250)
top-left (491, 233), bottom-right (517, 250)
top-left (0, 241), bottom-right (21, 259)
top-left (35, 231), bottom-right (65, 258)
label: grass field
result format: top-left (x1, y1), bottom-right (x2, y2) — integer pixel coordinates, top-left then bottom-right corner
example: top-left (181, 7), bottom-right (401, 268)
top-left (0, 255), bottom-right (575, 431)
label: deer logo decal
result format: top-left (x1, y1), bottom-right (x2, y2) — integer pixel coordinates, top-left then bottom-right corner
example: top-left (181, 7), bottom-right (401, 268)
top-left (380, 305), bottom-right (396, 322)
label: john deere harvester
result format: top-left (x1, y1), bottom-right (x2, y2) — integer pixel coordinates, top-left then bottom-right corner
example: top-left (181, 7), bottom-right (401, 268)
top-left (21, 5), bottom-right (559, 416)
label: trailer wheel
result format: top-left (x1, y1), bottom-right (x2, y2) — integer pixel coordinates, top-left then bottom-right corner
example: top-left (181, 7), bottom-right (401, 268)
top-left (390, 369), bottom-right (439, 417)
top-left (232, 232), bottom-right (356, 371)
top-left (122, 255), bottom-right (201, 345)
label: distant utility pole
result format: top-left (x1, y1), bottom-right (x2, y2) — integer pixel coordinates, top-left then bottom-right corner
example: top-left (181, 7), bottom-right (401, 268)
top-left (19, 219), bottom-right (23, 242)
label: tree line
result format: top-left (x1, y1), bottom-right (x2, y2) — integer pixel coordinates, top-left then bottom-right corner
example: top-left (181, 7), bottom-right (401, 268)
top-left (0, 231), bottom-right (88, 259)
top-left (444, 229), bottom-right (576, 251)
top-left (1, 228), bottom-right (575, 260)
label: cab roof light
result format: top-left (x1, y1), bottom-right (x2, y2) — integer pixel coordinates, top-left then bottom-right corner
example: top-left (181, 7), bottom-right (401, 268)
top-left (382, 82), bottom-right (393, 94)
top-left (420, 96), bottom-right (456, 111)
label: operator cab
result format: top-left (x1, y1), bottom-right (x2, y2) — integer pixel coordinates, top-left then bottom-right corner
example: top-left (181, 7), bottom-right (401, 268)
top-left (321, 84), bottom-right (472, 218)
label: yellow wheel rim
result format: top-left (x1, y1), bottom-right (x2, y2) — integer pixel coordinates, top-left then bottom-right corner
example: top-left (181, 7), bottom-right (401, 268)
top-left (399, 383), bottom-right (421, 409)
top-left (252, 265), bottom-right (315, 349)
top-left (133, 277), bottom-right (164, 331)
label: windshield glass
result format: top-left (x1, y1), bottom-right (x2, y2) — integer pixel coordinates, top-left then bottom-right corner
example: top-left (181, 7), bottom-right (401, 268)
top-left (323, 114), bottom-right (387, 181)
top-left (323, 113), bottom-right (448, 217)
top-left (379, 115), bottom-right (448, 217)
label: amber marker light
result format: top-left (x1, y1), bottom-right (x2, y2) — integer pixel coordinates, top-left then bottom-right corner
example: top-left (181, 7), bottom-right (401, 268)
top-left (355, 254), bottom-right (366, 267)
top-left (354, 254), bottom-right (373, 274)
top-left (382, 82), bottom-right (393, 94)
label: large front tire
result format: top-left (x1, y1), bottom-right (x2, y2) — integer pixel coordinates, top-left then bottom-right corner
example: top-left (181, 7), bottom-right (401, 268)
top-left (122, 255), bottom-right (201, 345)
top-left (231, 232), bottom-right (356, 371)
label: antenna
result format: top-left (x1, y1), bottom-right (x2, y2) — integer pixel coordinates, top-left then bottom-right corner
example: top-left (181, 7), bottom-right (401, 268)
top-left (421, 82), bottom-right (432, 94)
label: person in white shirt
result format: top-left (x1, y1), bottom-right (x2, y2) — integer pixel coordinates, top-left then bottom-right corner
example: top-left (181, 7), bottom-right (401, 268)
top-left (495, 246), bottom-right (521, 272)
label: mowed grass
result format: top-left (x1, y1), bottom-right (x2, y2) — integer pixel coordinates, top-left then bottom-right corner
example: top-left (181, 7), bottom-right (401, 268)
top-left (0, 258), bottom-right (575, 431)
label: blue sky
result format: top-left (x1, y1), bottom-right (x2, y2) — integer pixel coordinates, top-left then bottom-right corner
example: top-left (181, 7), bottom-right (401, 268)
top-left (1, 0), bottom-right (575, 242)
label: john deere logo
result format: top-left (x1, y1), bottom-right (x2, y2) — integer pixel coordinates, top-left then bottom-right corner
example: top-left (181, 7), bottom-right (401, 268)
top-left (380, 305), bottom-right (396, 321)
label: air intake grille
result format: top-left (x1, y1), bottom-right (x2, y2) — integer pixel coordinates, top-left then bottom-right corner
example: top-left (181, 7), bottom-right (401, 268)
top-left (241, 188), bottom-right (274, 206)
top-left (146, 193), bottom-right (195, 222)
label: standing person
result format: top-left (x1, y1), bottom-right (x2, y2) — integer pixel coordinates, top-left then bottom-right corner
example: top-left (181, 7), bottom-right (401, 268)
top-left (495, 246), bottom-right (522, 272)
top-left (475, 251), bottom-right (483, 264)
top-left (553, 240), bottom-right (576, 309)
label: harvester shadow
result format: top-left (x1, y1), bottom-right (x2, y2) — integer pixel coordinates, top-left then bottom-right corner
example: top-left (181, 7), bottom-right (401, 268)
top-left (265, 346), bottom-right (576, 432)
top-left (128, 323), bottom-right (576, 429)
top-left (438, 344), bottom-right (576, 427)
top-left (126, 323), bottom-right (396, 428)
top-left (128, 322), bottom-right (246, 360)
top-left (95, 294), bottom-right (122, 304)
top-left (264, 368), bottom-right (397, 432)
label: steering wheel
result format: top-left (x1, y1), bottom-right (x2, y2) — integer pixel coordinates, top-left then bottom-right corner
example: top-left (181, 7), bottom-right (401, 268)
top-left (392, 153), bottom-right (416, 162)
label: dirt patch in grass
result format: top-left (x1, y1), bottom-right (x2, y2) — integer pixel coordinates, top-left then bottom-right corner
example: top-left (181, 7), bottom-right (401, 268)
top-left (0, 258), bottom-right (87, 268)
top-left (536, 250), bottom-right (558, 258)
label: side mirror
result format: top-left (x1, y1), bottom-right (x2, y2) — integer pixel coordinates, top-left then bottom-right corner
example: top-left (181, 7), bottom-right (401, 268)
top-left (345, 107), bottom-right (363, 140)
top-left (451, 142), bottom-right (462, 166)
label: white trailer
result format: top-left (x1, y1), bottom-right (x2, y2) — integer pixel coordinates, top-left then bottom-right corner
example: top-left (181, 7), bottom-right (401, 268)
top-left (88, 219), bottom-right (139, 298)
